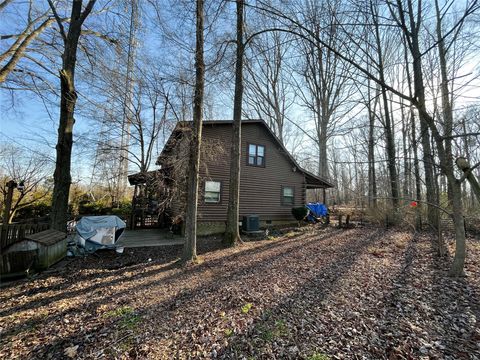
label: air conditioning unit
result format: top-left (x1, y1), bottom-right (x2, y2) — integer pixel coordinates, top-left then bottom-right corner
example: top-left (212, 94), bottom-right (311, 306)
top-left (242, 215), bottom-right (259, 232)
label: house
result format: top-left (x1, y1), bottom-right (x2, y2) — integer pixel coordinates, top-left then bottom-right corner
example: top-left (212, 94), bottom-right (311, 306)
top-left (131, 119), bottom-right (333, 235)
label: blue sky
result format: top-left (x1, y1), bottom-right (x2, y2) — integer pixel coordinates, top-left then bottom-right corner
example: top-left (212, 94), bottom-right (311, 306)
top-left (1, 0), bottom-right (480, 186)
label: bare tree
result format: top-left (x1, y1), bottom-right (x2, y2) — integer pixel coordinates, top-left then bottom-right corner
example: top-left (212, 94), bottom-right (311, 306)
top-left (244, 31), bottom-right (293, 143)
top-left (252, 0), bottom-right (479, 276)
top-left (224, 0), bottom-right (245, 246)
top-left (183, 0), bottom-right (205, 262)
top-left (0, 146), bottom-right (52, 223)
top-left (385, 0), bottom-right (479, 275)
top-left (293, 0), bottom-right (355, 179)
top-left (0, 10), bottom-right (55, 83)
top-left (370, 0), bottom-right (399, 207)
top-left (48, 0), bottom-right (97, 231)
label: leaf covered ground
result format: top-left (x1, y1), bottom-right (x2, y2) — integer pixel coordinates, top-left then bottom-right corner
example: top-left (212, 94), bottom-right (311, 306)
top-left (0, 226), bottom-right (479, 359)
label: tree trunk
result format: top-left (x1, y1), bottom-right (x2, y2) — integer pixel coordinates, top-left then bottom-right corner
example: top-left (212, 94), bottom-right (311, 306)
top-left (405, 1), bottom-right (465, 274)
top-left (456, 158), bottom-right (480, 203)
top-left (401, 105), bottom-right (410, 198)
top-left (411, 109), bottom-right (423, 229)
top-left (461, 119), bottom-right (475, 208)
top-left (182, 0), bottom-right (205, 261)
top-left (372, 2), bottom-right (399, 207)
top-left (224, 0), bottom-right (244, 246)
top-left (449, 178), bottom-right (466, 276)
top-left (435, 0), bottom-right (454, 204)
top-left (433, 0), bottom-right (467, 262)
top-left (408, 24), bottom-right (438, 228)
top-left (318, 122), bottom-right (328, 178)
top-left (50, 0), bottom-right (96, 231)
top-left (403, 35), bottom-right (422, 229)
top-left (367, 83), bottom-right (377, 208)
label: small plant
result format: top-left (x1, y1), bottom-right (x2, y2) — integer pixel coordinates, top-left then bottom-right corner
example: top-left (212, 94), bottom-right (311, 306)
top-left (258, 319), bottom-right (288, 342)
top-left (308, 352), bottom-right (330, 360)
top-left (104, 306), bottom-right (135, 318)
top-left (224, 328), bottom-right (233, 337)
top-left (241, 303), bottom-right (253, 314)
top-left (292, 206), bottom-right (308, 222)
top-left (104, 306), bottom-right (141, 330)
top-left (274, 320), bottom-right (287, 335)
top-left (259, 327), bottom-right (274, 342)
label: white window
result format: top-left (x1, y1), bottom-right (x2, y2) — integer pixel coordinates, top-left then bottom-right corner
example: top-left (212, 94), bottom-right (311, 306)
top-left (282, 186), bottom-right (294, 205)
top-left (248, 144), bottom-right (265, 166)
top-left (205, 181), bottom-right (221, 203)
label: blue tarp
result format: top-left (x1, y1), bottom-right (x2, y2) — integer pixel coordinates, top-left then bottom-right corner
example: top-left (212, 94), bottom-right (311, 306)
top-left (74, 215), bottom-right (126, 253)
top-left (306, 203), bottom-right (328, 222)
top-left (76, 216), bottom-right (126, 239)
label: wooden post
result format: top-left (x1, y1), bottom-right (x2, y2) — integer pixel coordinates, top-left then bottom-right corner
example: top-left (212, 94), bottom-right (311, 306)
top-left (438, 219), bottom-right (446, 256)
top-left (1, 180), bottom-right (19, 246)
top-left (2, 180), bottom-right (17, 225)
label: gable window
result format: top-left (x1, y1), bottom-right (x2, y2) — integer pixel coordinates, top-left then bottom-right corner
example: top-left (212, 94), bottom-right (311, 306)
top-left (282, 186), bottom-right (294, 205)
top-left (248, 143), bottom-right (265, 167)
top-left (205, 181), bottom-right (221, 203)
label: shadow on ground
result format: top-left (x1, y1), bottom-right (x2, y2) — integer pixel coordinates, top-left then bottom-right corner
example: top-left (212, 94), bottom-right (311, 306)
top-left (1, 227), bottom-right (479, 359)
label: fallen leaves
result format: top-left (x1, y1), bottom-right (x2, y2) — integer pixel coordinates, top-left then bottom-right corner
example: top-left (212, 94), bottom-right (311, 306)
top-left (0, 226), bottom-right (478, 359)
top-left (64, 345), bottom-right (78, 358)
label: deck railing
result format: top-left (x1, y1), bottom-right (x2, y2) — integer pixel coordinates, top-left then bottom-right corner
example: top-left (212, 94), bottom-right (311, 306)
top-left (0, 223), bottom-right (49, 250)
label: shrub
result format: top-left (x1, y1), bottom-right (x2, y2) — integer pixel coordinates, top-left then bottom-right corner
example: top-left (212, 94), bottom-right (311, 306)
top-left (78, 199), bottom-right (111, 215)
top-left (365, 203), bottom-right (405, 227)
top-left (111, 201), bottom-right (132, 216)
top-left (14, 202), bottom-right (51, 220)
top-left (291, 206), bottom-right (308, 221)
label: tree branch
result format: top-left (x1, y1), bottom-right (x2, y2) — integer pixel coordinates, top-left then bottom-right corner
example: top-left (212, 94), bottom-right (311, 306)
top-left (47, 0), bottom-right (67, 43)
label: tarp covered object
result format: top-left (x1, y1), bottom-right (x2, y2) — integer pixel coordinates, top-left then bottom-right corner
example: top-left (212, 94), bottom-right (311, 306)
top-left (74, 216), bottom-right (126, 253)
top-left (306, 203), bottom-right (328, 222)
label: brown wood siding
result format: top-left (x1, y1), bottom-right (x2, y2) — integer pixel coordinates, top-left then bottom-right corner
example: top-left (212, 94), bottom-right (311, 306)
top-left (196, 122), bottom-right (305, 222)
top-left (163, 133), bottom-right (189, 219)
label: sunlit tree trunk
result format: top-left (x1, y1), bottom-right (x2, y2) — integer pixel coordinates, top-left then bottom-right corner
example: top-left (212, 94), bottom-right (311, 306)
top-left (367, 81), bottom-right (377, 208)
top-left (183, 0), bottom-right (205, 261)
top-left (224, 0), bottom-right (244, 246)
top-left (49, 0), bottom-right (96, 231)
top-left (371, 1), bottom-right (399, 207)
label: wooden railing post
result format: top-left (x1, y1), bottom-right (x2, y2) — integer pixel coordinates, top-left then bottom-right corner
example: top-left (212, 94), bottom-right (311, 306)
top-left (0, 225), bottom-right (6, 249)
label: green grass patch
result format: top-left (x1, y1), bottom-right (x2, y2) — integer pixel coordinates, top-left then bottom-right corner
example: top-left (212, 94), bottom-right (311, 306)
top-left (258, 319), bottom-right (288, 342)
top-left (104, 306), bottom-right (141, 330)
top-left (241, 303), bottom-right (253, 314)
top-left (307, 352), bottom-right (330, 360)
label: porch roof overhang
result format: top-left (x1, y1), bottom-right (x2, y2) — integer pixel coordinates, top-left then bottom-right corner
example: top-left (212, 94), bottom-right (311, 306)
top-left (127, 170), bottom-right (161, 186)
top-left (303, 170), bottom-right (334, 189)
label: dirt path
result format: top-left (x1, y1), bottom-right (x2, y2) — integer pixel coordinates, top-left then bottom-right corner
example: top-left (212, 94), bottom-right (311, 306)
top-left (0, 226), bottom-right (479, 359)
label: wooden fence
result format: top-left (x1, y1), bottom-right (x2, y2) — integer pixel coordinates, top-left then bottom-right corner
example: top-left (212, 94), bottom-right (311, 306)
top-left (0, 223), bottom-right (49, 250)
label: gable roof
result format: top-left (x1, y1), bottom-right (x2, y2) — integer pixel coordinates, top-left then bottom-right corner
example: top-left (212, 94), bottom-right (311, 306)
top-left (157, 119), bottom-right (334, 188)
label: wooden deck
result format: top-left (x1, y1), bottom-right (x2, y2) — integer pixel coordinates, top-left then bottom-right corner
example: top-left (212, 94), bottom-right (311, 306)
top-left (116, 229), bottom-right (184, 248)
